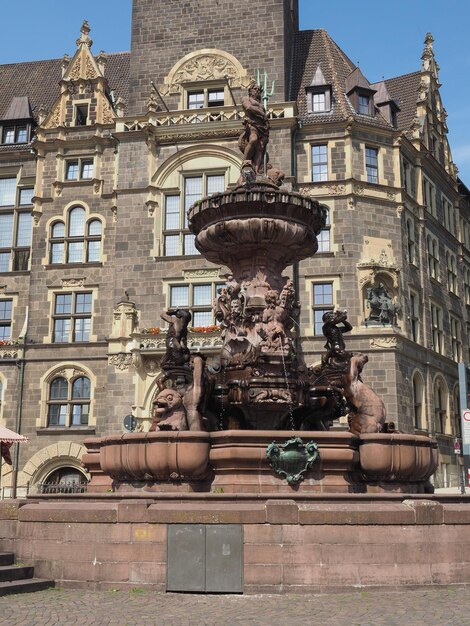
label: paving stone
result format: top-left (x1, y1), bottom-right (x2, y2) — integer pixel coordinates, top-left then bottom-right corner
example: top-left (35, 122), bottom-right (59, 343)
top-left (1, 587), bottom-right (470, 625)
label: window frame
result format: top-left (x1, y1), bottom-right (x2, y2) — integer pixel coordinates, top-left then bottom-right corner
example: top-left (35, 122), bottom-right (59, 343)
top-left (312, 282), bottom-right (334, 336)
top-left (49, 206), bottom-right (102, 266)
top-left (412, 372), bottom-right (425, 430)
top-left (306, 87), bottom-right (332, 114)
top-left (65, 158), bottom-right (94, 181)
top-left (1, 124), bottom-right (29, 145)
top-left (422, 176), bottom-right (437, 217)
top-left (0, 299), bottom-right (13, 341)
top-left (162, 171), bottom-right (226, 257)
top-left (430, 302), bottom-right (444, 355)
top-left (0, 179), bottom-right (34, 273)
top-left (52, 291), bottom-right (93, 344)
top-left (167, 280), bottom-right (225, 328)
top-left (365, 146), bottom-right (378, 184)
top-left (311, 144), bottom-right (328, 183)
top-left (426, 233), bottom-right (439, 281)
top-left (450, 315), bottom-right (462, 362)
top-left (409, 289), bottom-right (420, 343)
top-left (47, 375), bottom-right (91, 428)
top-left (185, 84), bottom-right (226, 110)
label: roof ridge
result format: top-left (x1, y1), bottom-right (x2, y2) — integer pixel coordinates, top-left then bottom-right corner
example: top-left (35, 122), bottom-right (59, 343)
top-left (0, 50), bottom-right (130, 70)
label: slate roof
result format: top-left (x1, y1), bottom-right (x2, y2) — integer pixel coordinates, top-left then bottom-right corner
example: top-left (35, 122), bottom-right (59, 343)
top-left (383, 71), bottom-right (421, 132)
top-left (0, 52), bottom-right (130, 122)
top-left (290, 28), bottom-right (419, 132)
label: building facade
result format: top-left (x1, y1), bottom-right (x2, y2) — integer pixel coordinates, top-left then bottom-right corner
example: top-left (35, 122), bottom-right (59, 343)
top-left (0, 0), bottom-right (467, 495)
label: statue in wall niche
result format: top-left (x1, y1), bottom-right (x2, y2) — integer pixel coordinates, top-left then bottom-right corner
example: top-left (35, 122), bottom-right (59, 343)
top-left (149, 388), bottom-right (188, 431)
top-left (160, 308), bottom-right (192, 368)
top-left (343, 353), bottom-right (386, 435)
top-left (238, 81), bottom-right (269, 176)
top-left (365, 282), bottom-right (400, 326)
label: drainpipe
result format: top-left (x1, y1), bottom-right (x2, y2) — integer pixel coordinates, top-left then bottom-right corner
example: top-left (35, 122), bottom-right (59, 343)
top-left (11, 310), bottom-right (28, 499)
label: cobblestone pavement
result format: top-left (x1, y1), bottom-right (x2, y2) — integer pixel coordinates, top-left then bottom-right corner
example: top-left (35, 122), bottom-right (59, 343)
top-left (1, 586), bottom-right (470, 626)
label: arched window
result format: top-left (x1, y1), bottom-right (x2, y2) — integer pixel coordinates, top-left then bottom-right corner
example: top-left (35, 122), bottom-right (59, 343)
top-left (47, 375), bottom-right (90, 427)
top-left (412, 372), bottom-right (424, 429)
top-left (434, 377), bottom-right (449, 434)
top-left (40, 467), bottom-right (88, 494)
top-left (49, 207), bottom-right (102, 264)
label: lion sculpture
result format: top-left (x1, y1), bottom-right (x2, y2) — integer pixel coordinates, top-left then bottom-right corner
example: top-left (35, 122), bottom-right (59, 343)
top-left (149, 388), bottom-right (188, 432)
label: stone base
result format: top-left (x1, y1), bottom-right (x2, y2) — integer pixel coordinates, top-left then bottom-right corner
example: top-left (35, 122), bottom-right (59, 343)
top-left (1, 495), bottom-right (470, 593)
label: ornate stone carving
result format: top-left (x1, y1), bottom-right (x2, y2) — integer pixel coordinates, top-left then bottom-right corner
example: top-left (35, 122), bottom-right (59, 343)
top-left (369, 336), bottom-right (399, 349)
top-left (108, 353), bottom-right (133, 371)
top-left (85, 56), bottom-right (97, 79)
top-left (73, 368), bottom-right (86, 377)
top-left (354, 184), bottom-right (365, 195)
top-left (61, 278), bottom-right (85, 288)
top-left (162, 50), bottom-right (251, 96)
top-left (328, 184), bottom-right (346, 195)
top-left (183, 268), bottom-right (220, 280)
top-left (0, 347), bottom-right (19, 360)
top-left (69, 58), bottom-right (82, 81)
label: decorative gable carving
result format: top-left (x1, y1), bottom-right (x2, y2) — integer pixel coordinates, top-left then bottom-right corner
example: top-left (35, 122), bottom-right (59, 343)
top-left (41, 21), bottom-right (115, 129)
top-left (161, 49), bottom-right (251, 96)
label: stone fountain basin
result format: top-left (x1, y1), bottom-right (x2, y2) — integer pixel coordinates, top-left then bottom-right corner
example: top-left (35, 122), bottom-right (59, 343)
top-left (358, 433), bottom-right (438, 482)
top-left (99, 431), bottom-right (210, 481)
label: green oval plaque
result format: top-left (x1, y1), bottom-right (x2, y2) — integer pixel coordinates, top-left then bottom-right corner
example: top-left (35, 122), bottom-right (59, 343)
top-left (266, 437), bottom-right (319, 485)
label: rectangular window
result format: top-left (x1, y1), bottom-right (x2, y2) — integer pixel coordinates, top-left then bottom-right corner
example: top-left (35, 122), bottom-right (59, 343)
top-left (53, 292), bottom-right (92, 343)
top-left (358, 94), bottom-right (370, 115)
top-left (80, 160), bottom-right (94, 179)
top-left (422, 176), bottom-right (436, 217)
top-left (74, 104), bottom-right (89, 126)
top-left (442, 196), bottom-right (456, 236)
top-left (66, 158), bottom-right (93, 181)
top-left (19, 188), bottom-right (34, 205)
top-left (168, 281), bottom-right (224, 328)
top-left (2, 125), bottom-right (28, 144)
top-left (0, 299), bottom-right (12, 340)
top-left (312, 145), bottom-right (328, 182)
top-left (365, 147), bottom-right (378, 184)
top-left (0, 178), bottom-right (16, 206)
top-left (446, 251), bottom-right (457, 294)
top-left (450, 315), bottom-right (462, 362)
top-left (401, 158), bottom-right (414, 196)
top-left (188, 92), bottom-right (205, 109)
top-left (410, 291), bottom-right (420, 343)
top-left (426, 234), bottom-right (439, 280)
top-left (312, 282), bottom-right (333, 335)
top-left (188, 88), bottom-right (225, 109)
top-left (430, 303), bottom-right (444, 355)
top-left (406, 218), bottom-right (417, 265)
top-left (162, 173), bottom-right (225, 257)
top-left (208, 90), bottom-right (224, 107)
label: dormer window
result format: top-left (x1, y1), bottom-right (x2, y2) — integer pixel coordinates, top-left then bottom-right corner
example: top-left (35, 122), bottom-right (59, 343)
top-left (306, 66), bottom-right (332, 114)
top-left (306, 88), bottom-right (331, 113)
top-left (3, 125), bottom-right (28, 144)
top-left (345, 67), bottom-right (376, 117)
top-left (74, 104), bottom-right (89, 126)
top-left (358, 94), bottom-right (370, 115)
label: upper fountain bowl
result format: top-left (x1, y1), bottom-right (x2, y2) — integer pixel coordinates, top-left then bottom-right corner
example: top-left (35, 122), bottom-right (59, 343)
top-left (188, 182), bottom-right (326, 269)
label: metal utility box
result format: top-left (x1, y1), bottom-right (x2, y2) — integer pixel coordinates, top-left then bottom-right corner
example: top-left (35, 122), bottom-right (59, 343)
top-left (167, 524), bottom-right (243, 593)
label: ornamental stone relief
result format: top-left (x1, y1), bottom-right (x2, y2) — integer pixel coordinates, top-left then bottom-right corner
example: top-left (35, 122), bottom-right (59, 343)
top-left (162, 50), bottom-right (251, 96)
top-left (108, 353), bottom-right (133, 371)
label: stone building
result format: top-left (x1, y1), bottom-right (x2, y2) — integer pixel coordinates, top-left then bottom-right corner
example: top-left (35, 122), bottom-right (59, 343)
top-left (0, 0), bottom-right (466, 495)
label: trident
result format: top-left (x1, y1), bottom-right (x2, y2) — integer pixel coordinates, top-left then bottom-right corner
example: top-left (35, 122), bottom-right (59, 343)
top-left (256, 69), bottom-right (275, 174)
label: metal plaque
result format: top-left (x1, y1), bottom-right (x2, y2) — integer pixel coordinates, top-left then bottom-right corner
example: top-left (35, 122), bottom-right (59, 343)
top-left (266, 437), bottom-right (319, 485)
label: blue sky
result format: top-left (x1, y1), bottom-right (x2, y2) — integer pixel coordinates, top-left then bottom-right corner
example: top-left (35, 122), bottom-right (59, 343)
top-left (1, 1), bottom-right (469, 181)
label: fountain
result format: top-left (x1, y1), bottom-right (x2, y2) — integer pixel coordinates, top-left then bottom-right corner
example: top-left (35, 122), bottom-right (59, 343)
top-left (83, 81), bottom-right (438, 495)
